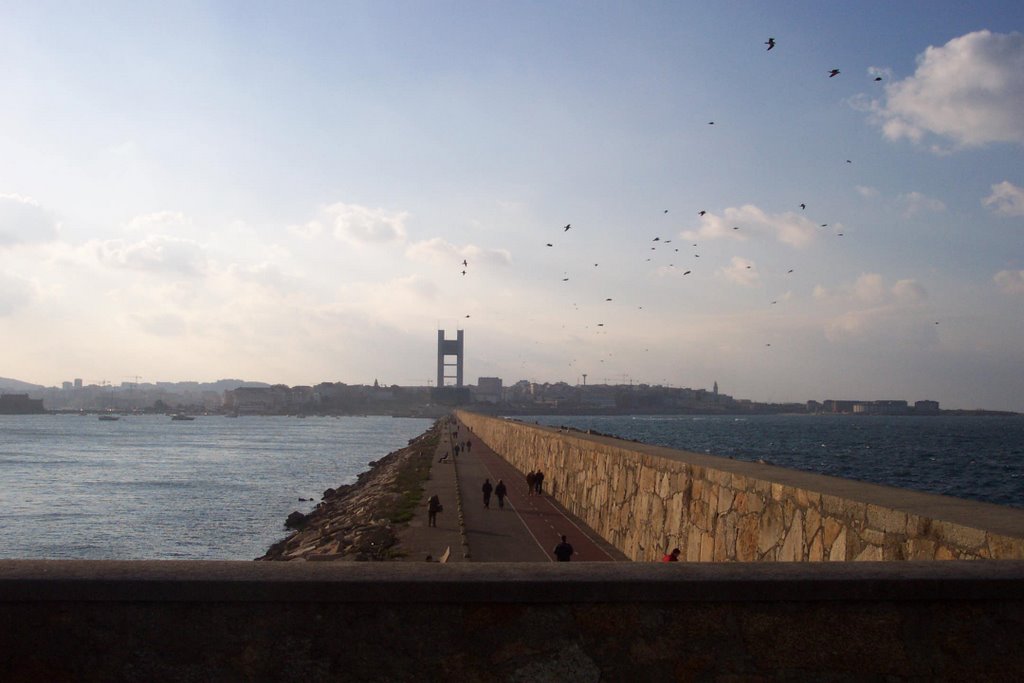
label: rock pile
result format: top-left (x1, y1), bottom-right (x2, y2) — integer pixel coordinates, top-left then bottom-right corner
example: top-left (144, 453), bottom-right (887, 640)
top-left (257, 422), bottom-right (439, 561)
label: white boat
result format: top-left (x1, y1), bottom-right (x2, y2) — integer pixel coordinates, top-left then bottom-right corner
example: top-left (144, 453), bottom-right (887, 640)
top-left (171, 413), bottom-right (195, 421)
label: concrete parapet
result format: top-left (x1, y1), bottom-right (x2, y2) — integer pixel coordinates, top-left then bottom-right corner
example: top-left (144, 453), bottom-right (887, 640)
top-left (456, 411), bottom-right (1024, 562)
top-left (2, 560), bottom-right (1023, 680)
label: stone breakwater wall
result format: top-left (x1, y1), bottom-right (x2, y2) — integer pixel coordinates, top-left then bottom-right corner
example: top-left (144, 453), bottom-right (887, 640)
top-left (258, 422), bottom-right (439, 561)
top-left (456, 410), bottom-right (1024, 562)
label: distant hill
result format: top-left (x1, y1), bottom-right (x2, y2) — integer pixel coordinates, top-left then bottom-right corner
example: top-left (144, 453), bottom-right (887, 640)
top-left (0, 377), bottom-right (45, 393)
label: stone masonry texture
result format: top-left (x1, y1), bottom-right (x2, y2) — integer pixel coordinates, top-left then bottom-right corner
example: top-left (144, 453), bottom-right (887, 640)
top-left (456, 410), bottom-right (1024, 562)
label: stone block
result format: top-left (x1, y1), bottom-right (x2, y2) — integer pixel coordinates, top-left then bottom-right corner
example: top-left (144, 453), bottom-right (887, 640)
top-left (935, 545), bottom-right (958, 560)
top-left (807, 530), bottom-right (824, 562)
top-left (686, 529), bottom-right (702, 562)
top-left (771, 483), bottom-right (785, 502)
top-left (854, 544), bottom-right (882, 562)
top-left (717, 487), bottom-right (734, 516)
top-left (933, 521), bottom-right (987, 551)
top-left (988, 534), bottom-right (1024, 560)
top-left (823, 517), bottom-right (843, 548)
top-left (828, 528), bottom-right (847, 561)
top-left (905, 537), bottom-right (936, 560)
top-left (699, 531), bottom-right (715, 562)
top-left (735, 515), bottom-right (759, 562)
top-left (779, 510), bottom-right (803, 561)
top-left (804, 506), bottom-right (822, 542)
top-left (860, 528), bottom-right (885, 547)
top-left (757, 503), bottom-right (785, 555)
top-left (866, 504), bottom-right (908, 535)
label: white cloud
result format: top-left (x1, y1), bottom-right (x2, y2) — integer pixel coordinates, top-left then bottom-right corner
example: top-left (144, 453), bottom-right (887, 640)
top-left (0, 194), bottom-right (60, 246)
top-left (994, 269), bottom-right (1024, 294)
top-left (97, 235), bottom-right (208, 276)
top-left (898, 191), bottom-right (946, 216)
top-left (983, 181), bottom-right (1024, 217)
top-left (892, 279), bottom-right (928, 303)
top-left (405, 237), bottom-right (512, 268)
top-left (870, 30), bottom-right (1024, 149)
top-left (682, 204), bottom-right (817, 248)
top-left (818, 274), bottom-right (933, 343)
top-left (719, 256), bottom-right (759, 286)
top-left (856, 185), bottom-right (879, 199)
top-left (323, 202), bottom-right (408, 244)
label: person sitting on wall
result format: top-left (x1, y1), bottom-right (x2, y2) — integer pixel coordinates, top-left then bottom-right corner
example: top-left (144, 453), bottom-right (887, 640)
top-left (661, 548), bottom-right (681, 562)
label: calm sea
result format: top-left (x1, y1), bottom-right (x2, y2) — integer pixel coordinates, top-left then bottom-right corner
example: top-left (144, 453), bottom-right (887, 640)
top-left (527, 414), bottom-right (1024, 509)
top-left (0, 414), bottom-right (432, 561)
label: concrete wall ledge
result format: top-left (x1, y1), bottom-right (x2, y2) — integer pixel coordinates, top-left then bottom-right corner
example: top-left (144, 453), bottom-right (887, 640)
top-left (4, 559), bottom-right (1024, 603)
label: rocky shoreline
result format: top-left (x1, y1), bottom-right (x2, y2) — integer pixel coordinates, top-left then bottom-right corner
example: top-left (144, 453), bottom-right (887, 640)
top-left (257, 420), bottom-right (441, 561)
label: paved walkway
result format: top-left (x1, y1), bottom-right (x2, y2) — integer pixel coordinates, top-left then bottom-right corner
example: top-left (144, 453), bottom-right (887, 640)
top-left (396, 416), bottom-right (627, 563)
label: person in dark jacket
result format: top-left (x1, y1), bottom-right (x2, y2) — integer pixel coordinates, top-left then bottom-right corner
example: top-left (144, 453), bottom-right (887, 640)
top-left (553, 535), bottom-right (574, 561)
top-left (494, 480), bottom-right (507, 509)
top-left (482, 479), bottom-right (493, 509)
top-left (534, 470), bottom-right (545, 495)
top-left (427, 494), bottom-right (442, 527)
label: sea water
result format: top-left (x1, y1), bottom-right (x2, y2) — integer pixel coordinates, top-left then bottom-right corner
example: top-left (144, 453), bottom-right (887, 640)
top-left (528, 414), bottom-right (1024, 509)
top-left (0, 414), bottom-right (432, 560)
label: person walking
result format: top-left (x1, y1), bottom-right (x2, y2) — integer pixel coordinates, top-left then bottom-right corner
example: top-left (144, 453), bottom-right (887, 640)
top-left (553, 535), bottom-right (575, 562)
top-left (427, 494), bottom-right (442, 527)
top-left (494, 479), bottom-right (507, 510)
top-left (526, 471), bottom-right (536, 496)
top-left (534, 470), bottom-right (545, 495)
top-left (482, 478), bottom-right (493, 509)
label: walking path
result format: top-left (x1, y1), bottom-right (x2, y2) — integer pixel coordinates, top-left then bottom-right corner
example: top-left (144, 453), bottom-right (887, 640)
top-left (396, 415), bottom-right (627, 563)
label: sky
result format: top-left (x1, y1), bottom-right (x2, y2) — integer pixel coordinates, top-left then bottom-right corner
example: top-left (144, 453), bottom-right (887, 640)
top-left (1, 2), bottom-right (1022, 411)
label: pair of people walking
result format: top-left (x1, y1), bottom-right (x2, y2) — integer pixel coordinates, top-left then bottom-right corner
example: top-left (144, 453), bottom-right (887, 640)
top-left (481, 478), bottom-right (507, 509)
top-left (525, 470), bottom-right (545, 495)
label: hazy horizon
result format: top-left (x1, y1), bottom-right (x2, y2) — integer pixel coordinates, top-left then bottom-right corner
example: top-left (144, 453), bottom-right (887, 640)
top-left (2, 3), bottom-right (1022, 412)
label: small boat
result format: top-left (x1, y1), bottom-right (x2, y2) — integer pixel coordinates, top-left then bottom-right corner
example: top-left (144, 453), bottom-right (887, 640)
top-left (98, 414), bottom-right (120, 421)
top-left (171, 413), bottom-right (195, 421)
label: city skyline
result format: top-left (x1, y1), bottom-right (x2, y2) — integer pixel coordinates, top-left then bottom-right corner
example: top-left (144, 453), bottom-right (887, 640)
top-left (1, 4), bottom-right (1023, 412)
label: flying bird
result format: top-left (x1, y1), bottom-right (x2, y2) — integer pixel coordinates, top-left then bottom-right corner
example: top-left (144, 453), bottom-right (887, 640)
top-left (829, 69), bottom-right (840, 78)
top-left (546, 243), bottom-right (553, 247)
top-left (462, 259), bottom-right (467, 266)
top-left (653, 237), bottom-right (660, 241)
top-left (698, 210), bottom-right (706, 216)
top-left (683, 270), bottom-right (691, 275)
top-left (461, 270), bottom-right (466, 276)
top-left (563, 224), bottom-right (571, 231)
top-left (800, 203), bottom-right (806, 210)
top-left (605, 298), bottom-right (613, 301)
top-left (765, 37), bottom-right (776, 50)
top-left (708, 121), bottom-right (715, 125)
top-left (874, 76), bottom-right (883, 81)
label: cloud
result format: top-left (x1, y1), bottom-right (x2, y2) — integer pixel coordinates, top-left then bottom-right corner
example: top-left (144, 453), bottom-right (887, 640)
top-left (898, 191), bottom-right (946, 216)
top-left (97, 235), bottom-right (208, 276)
top-left (405, 237), bottom-right (512, 268)
top-left (817, 274), bottom-right (933, 343)
top-left (719, 256), bottom-right (759, 286)
top-left (869, 30), bottom-right (1024, 149)
top-left (856, 185), bottom-right (879, 199)
top-left (994, 269), bottom-right (1024, 294)
top-left (0, 194), bottom-right (60, 246)
top-left (323, 202), bottom-right (408, 244)
top-left (983, 181), bottom-right (1024, 217)
top-left (682, 205), bottom-right (817, 247)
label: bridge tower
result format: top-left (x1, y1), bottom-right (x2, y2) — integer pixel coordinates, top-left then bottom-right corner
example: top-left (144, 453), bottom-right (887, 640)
top-left (436, 329), bottom-right (464, 387)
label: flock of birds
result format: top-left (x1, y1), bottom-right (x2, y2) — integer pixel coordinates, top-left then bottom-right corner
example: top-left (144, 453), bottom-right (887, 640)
top-left (453, 36), bottom-right (911, 371)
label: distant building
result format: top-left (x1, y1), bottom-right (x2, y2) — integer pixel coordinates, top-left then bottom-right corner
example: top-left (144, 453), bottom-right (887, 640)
top-left (0, 393), bottom-right (45, 414)
top-left (914, 400), bottom-right (940, 414)
top-left (475, 377), bottom-right (503, 403)
top-left (74, 378), bottom-right (83, 389)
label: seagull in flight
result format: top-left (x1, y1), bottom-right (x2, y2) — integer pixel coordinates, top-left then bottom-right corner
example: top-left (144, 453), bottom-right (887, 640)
top-left (563, 224), bottom-right (571, 232)
top-left (698, 210), bottom-right (706, 216)
top-left (829, 69), bottom-right (841, 78)
top-left (765, 37), bottom-right (776, 50)
top-left (800, 203), bottom-right (806, 210)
